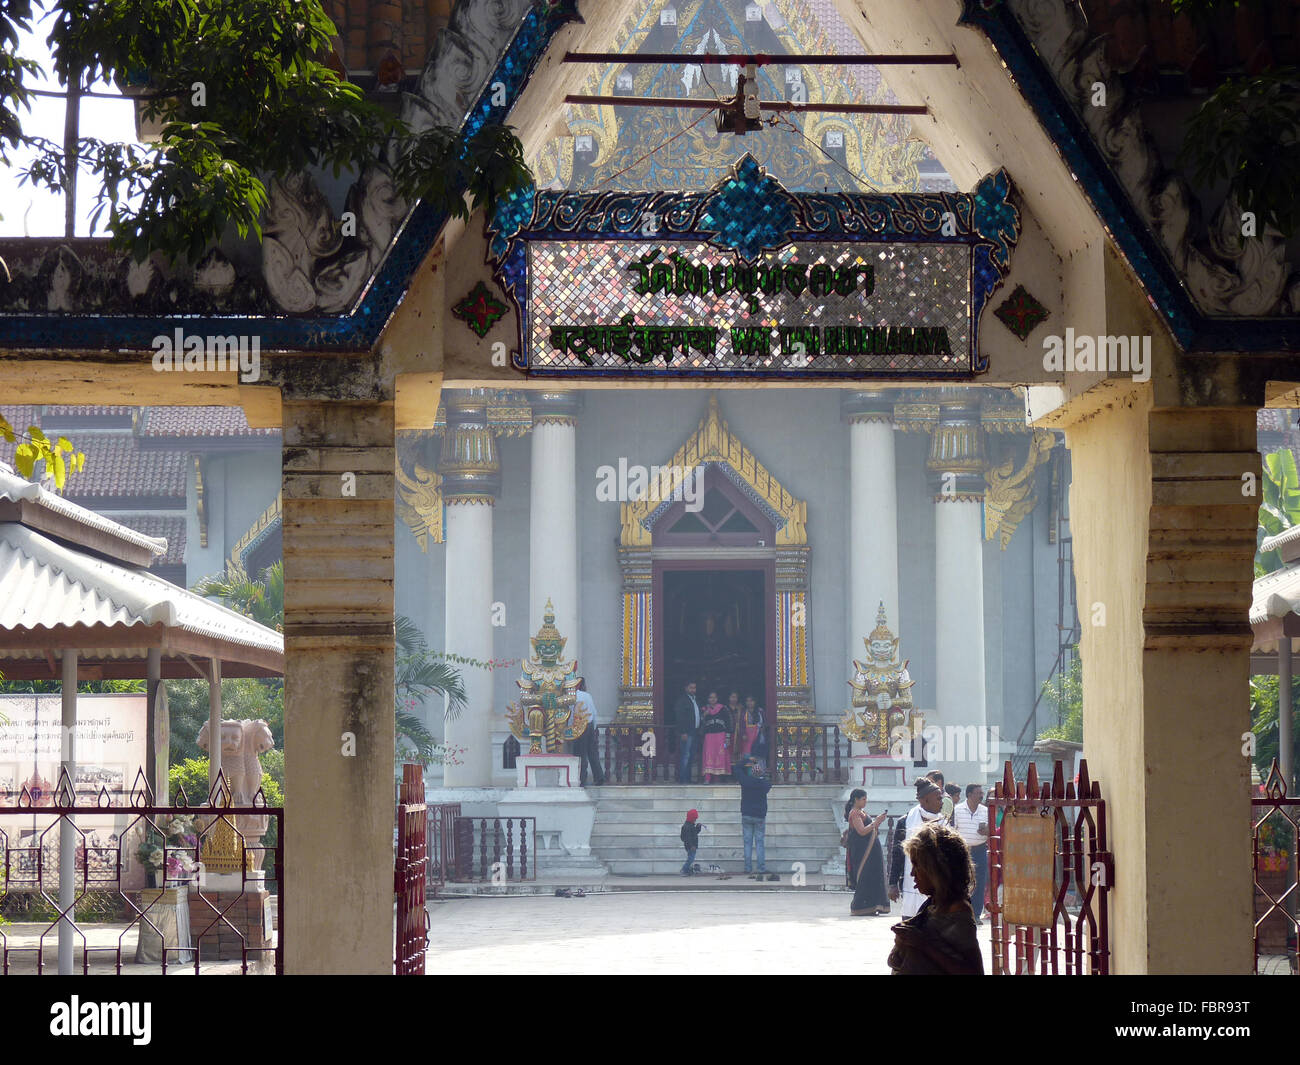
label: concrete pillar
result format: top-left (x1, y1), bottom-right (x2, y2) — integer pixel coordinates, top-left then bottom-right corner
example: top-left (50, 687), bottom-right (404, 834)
top-left (1281, 637), bottom-right (1294, 792)
top-left (529, 392), bottom-right (582, 665)
top-left (145, 646), bottom-right (167, 803)
top-left (281, 398), bottom-right (396, 975)
top-left (58, 649), bottom-right (77, 975)
top-left (927, 395), bottom-right (987, 781)
top-left (1065, 390), bottom-right (1256, 973)
top-left (438, 389), bottom-right (500, 787)
top-left (842, 391), bottom-right (899, 665)
top-left (208, 658), bottom-right (222, 794)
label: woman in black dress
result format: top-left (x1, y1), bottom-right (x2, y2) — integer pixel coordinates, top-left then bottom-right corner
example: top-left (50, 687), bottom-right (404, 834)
top-left (845, 789), bottom-right (890, 915)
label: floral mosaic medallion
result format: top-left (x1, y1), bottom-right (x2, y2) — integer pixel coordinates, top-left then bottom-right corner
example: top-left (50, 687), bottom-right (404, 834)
top-left (452, 280), bottom-right (509, 338)
top-left (993, 284), bottom-right (1049, 341)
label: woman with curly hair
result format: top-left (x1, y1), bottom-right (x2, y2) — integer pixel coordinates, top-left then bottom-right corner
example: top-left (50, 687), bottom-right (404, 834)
top-left (886, 821), bottom-right (984, 974)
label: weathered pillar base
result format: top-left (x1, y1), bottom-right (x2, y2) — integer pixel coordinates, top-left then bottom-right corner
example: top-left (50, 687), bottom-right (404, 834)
top-left (1067, 389), bottom-right (1256, 974)
top-left (282, 398), bottom-right (395, 975)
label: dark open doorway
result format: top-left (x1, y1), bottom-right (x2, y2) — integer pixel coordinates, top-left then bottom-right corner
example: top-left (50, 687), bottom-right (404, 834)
top-left (661, 567), bottom-right (768, 708)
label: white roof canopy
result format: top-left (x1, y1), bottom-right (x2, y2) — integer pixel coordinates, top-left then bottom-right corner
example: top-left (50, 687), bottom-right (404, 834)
top-left (0, 464), bottom-right (282, 678)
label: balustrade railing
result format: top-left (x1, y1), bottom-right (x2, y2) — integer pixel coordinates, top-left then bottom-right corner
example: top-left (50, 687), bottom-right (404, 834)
top-left (593, 723), bottom-right (851, 784)
top-left (451, 817), bottom-right (536, 882)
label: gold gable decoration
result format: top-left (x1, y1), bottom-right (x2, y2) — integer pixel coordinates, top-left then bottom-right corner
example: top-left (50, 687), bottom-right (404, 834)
top-left (532, 0), bottom-right (925, 194)
top-left (396, 459), bottom-right (444, 550)
top-left (619, 394), bottom-right (807, 547)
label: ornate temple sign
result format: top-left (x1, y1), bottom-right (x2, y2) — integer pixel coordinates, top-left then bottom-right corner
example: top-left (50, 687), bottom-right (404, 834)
top-left (1000, 809), bottom-right (1057, 928)
top-left (487, 154), bottom-right (1020, 378)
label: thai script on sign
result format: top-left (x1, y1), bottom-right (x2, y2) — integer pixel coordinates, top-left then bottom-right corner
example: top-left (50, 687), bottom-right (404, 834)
top-left (625, 250), bottom-right (874, 313)
top-left (549, 316), bottom-right (718, 366)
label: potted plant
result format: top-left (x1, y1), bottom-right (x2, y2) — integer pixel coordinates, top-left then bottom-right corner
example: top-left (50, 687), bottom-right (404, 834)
top-left (135, 815), bottom-right (200, 889)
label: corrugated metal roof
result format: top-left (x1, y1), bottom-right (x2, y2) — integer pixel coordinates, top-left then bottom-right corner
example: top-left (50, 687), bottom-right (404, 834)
top-left (1259, 524), bottom-right (1300, 556)
top-left (0, 463), bottom-right (166, 559)
top-left (1250, 563), bottom-right (1300, 626)
top-left (0, 522), bottom-right (282, 658)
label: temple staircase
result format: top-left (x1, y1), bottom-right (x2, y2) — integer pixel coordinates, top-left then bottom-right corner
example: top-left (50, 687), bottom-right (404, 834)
top-left (589, 784), bottom-right (845, 875)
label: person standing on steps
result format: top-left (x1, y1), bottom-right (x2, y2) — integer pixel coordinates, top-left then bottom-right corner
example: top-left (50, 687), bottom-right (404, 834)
top-left (572, 677), bottom-right (605, 787)
top-left (737, 756), bottom-right (776, 880)
top-left (680, 808), bottom-right (703, 876)
top-left (672, 681), bottom-right (701, 784)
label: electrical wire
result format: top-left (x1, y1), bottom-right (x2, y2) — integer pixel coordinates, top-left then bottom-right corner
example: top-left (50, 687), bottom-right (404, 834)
top-left (769, 111), bottom-right (886, 193)
top-left (590, 109), bottom-right (715, 191)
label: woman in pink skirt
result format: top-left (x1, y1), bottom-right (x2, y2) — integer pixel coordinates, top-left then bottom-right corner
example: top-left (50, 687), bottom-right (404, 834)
top-left (700, 691), bottom-right (731, 783)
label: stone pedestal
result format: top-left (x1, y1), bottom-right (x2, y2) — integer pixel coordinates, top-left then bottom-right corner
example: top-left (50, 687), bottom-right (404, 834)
top-left (135, 886), bottom-right (194, 964)
top-left (189, 885), bottom-right (273, 962)
top-left (497, 787), bottom-right (606, 876)
top-left (516, 753), bottom-right (581, 788)
top-left (846, 754), bottom-right (914, 789)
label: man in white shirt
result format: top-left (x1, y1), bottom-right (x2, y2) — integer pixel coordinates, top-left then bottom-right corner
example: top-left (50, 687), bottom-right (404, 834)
top-left (952, 783), bottom-right (989, 922)
top-left (572, 677), bottom-right (605, 787)
top-left (888, 777), bottom-right (945, 918)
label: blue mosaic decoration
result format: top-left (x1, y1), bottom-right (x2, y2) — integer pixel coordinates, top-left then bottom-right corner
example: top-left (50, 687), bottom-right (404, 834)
top-left (0, 0), bottom-right (582, 353)
top-left (957, 0), bottom-right (1296, 352)
top-left (5, 0), bottom-right (1290, 359)
top-left (697, 155), bottom-right (802, 264)
top-left (486, 151), bottom-right (1021, 378)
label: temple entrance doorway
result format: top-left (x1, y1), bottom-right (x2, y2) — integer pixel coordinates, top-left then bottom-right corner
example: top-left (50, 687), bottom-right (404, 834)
top-left (651, 469), bottom-right (778, 727)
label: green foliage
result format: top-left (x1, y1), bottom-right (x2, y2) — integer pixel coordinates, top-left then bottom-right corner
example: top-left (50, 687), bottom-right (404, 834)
top-left (168, 755), bottom-right (281, 875)
top-left (192, 561), bottom-right (283, 630)
top-left (1256, 448), bottom-right (1300, 576)
top-left (0, 677), bottom-right (145, 694)
top-left (1037, 648), bottom-right (1083, 743)
top-left (0, 415), bottom-right (85, 490)
top-left (164, 675), bottom-right (282, 764)
top-left (1250, 673), bottom-right (1299, 789)
top-left (2, 0), bottom-right (532, 260)
top-left (395, 613), bottom-right (467, 764)
top-left (1179, 67), bottom-right (1300, 237)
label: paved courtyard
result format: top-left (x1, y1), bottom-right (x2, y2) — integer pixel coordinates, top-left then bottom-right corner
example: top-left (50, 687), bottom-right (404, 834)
top-left (427, 890), bottom-right (997, 975)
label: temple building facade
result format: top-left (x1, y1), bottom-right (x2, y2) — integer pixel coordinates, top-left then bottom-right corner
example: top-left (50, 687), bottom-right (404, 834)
top-left (397, 386), bottom-right (1074, 787)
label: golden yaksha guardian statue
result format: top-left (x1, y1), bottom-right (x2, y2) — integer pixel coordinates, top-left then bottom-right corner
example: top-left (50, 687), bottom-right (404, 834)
top-left (505, 599), bottom-right (589, 754)
top-left (843, 602), bottom-right (922, 754)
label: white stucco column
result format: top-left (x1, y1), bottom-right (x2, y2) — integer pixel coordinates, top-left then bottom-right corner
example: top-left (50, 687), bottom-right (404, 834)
top-left (843, 391), bottom-right (899, 666)
top-left (928, 395), bottom-right (988, 780)
top-left (529, 393), bottom-right (582, 665)
top-left (439, 390), bottom-right (500, 787)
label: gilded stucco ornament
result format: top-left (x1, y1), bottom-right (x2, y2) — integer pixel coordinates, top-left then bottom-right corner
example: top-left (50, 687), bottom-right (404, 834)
top-left (984, 430), bottom-right (1054, 549)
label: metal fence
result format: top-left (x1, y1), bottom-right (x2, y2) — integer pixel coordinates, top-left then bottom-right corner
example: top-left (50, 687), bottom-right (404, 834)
top-left (987, 758), bottom-right (1111, 975)
top-left (451, 817), bottom-right (536, 882)
top-left (592, 724), bottom-right (856, 784)
top-left (1253, 759), bottom-right (1299, 975)
top-left (0, 768), bottom-right (282, 974)
top-left (426, 802), bottom-right (461, 896)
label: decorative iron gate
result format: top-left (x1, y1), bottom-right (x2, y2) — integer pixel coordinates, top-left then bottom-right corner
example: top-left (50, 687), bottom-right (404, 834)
top-left (987, 759), bottom-right (1111, 975)
top-left (1252, 759), bottom-right (1299, 975)
top-left (0, 768), bottom-right (282, 974)
top-left (395, 764), bottom-right (429, 975)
